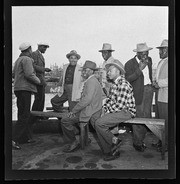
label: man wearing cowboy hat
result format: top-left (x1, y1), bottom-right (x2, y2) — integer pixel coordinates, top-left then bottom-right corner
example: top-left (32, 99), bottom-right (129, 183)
top-left (151, 39), bottom-right (168, 152)
top-left (12, 42), bottom-right (41, 149)
top-left (94, 59), bottom-right (136, 161)
top-left (31, 42), bottom-right (51, 113)
top-left (125, 42), bottom-right (154, 152)
top-left (61, 60), bottom-right (103, 153)
top-left (99, 43), bottom-right (115, 96)
top-left (51, 50), bottom-right (83, 112)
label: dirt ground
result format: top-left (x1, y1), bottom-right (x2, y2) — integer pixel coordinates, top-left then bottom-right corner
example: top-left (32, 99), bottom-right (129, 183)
top-left (12, 131), bottom-right (168, 170)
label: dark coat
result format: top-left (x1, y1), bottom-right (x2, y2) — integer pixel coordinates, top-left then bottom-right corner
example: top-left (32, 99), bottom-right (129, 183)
top-left (31, 50), bottom-right (46, 86)
top-left (124, 56), bottom-right (152, 105)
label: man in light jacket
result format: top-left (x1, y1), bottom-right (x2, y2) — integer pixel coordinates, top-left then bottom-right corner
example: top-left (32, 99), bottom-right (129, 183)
top-left (12, 42), bottom-right (40, 150)
top-left (61, 60), bottom-right (103, 153)
top-left (51, 50), bottom-right (83, 112)
top-left (152, 39), bottom-right (168, 152)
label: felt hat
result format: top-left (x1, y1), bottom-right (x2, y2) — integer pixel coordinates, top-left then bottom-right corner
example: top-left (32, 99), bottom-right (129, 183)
top-left (81, 60), bottom-right (99, 71)
top-left (156, 39), bottom-right (168, 48)
top-left (99, 43), bottom-right (115, 52)
top-left (66, 50), bottom-right (81, 60)
top-left (105, 59), bottom-right (125, 74)
top-left (133, 42), bottom-right (153, 52)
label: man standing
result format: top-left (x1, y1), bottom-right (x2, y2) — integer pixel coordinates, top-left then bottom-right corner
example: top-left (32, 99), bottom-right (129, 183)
top-left (152, 39), bottom-right (168, 152)
top-left (12, 43), bottom-right (40, 149)
top-left (51, 50), bottom-right (83, 112)
top-left (98, 43), bottom-right (115, 96)
top-left (125, 43), bottom-right (154, 152)
top-left (95, 59), bottom-right (136, 161)
top-left (61, 60), bottom-right (103, 153)
top-left (31, 42), bottom-right (51, 113)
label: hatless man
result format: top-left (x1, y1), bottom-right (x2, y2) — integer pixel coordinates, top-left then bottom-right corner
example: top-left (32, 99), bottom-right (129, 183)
top-left (94, 59), bottom-right (136, 161)
top-left (98, 43), bottom-right (115, 96)
top-left (51, 50), bottom-right (83, 112)
top-left (61, 60), bottom-right (103, 153)
top-left (152, 39), bottom-right (168, 152)
top-left (31, 42), bottom-right (51, 113)
top-left (124, 42), bottom-right (154, 152)
top-left (12, 42), bottom-right (40, 149)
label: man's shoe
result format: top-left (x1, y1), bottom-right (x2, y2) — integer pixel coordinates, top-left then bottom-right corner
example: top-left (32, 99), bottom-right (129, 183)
top-left (27, 139), bottom-right (36, 144)
top-left (152, 140), bottom-right (162, 148)
top-left (103, 150), bottom-right (120, 161)
top-left (133, 143), bottom-right (147, 152)
top-left (63, 140), bottom-right (80, 153)
top-left (12, 141), bottom-right (21, 150)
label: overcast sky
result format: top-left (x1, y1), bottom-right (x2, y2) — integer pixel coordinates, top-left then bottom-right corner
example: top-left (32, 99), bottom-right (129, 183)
top-left (12, 6), bottom-right (168, 68)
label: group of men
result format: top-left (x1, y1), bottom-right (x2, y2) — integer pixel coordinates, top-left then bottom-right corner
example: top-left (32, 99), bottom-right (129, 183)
top-left (12, 40), bottom-right (168, 161)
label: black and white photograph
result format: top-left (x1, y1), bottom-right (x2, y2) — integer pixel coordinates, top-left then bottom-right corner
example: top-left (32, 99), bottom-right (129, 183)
top-left (5, 0), bottom-right (176, 180)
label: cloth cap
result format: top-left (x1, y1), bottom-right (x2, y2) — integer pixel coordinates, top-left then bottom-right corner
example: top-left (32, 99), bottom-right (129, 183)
top-left (19, 42), bottom-right (32, 51)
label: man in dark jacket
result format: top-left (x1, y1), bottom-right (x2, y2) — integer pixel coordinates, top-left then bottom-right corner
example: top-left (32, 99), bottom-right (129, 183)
top-left (12, 42), bottom-right (40, 150)
top-left (31, 42), bottom-right (51, 113)
top-left (124, 42), bottom-right (154, 152)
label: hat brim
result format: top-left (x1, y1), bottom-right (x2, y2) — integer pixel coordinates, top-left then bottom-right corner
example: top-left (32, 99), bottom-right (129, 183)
top-left (105, 63), bottom-right (125, 74)
top-left (80, 66), bottom-right (100, 71)
top-left (66, 53), bottom-right (81, 60)
top-left (99, 49), bottom-right (115, 52)
top-left (156, 46), bottom-right (168, 49)
top-left (133, 47), bottom-right (153, 52)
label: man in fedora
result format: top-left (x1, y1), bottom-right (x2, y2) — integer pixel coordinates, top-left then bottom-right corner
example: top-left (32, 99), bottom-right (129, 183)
top-left (12, 42), bottom-right (41, 149)
top-left (99, 43), bottom-right (115, 96)
top-left (31, 42), bottom-right (51, 113)
top-left (61, 60), bottom-right (103, 153)
top-left (94, 59), bottom-right (136, 161)
top-left (125, 42), bottom-right (154, 152)
top-left (152, 39), bottom-right (168, 152)
top-left (51, 50), bottom-right (83, 112)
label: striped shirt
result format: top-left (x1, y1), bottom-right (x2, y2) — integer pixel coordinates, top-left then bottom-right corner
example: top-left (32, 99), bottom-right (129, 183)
top-left (103, 75), bottom-right (136, 117)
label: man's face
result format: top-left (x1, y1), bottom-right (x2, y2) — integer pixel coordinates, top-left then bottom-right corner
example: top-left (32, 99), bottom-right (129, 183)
top-left (81, 68), bottom-right (93, 80)
top-left (159, 47), bottom-right (168, 59)
top-left (137, 51), bottom-right (149, 61)
top-left (107, 65), bottom-right (120, 80)
top-left (38, 45), bottom-right (48, 54)
top-left (69, 55), bottom-right (78, 65)
top-left (102, 51), bottom-right (111, 61)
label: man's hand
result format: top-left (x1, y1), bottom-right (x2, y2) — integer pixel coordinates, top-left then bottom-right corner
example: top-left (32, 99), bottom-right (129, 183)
top-left (139, 61), bottom-right (147, 71)
top-left (45, 68), bottom-right (51, 72)
top-left (152, 81), bottom-right (159, 89)
top-left (67, 112), bottom-right (76, 118)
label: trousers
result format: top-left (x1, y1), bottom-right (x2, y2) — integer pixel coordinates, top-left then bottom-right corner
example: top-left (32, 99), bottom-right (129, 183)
top-left (95, 110), bottom-right (132, 154)
top-left (13, 90), bottom-right (32, 143)
top-left (157, 101), bottom-right (168, 145)
top-left (132, 84), bottom-right (154, 146)
top-left (51, 84), bottom-right (77, 112)
top-left (61, 109), bottom-right (102, 143)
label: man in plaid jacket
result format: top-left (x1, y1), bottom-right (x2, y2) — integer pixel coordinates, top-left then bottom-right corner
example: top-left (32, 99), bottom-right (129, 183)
top-left (94, 59), bottom-right (136, 161)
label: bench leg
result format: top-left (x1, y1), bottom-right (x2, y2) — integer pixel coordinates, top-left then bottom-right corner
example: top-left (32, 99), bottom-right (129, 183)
top-left (80, 123), bottom-right (87, 150)
top-left (161, 126), bottom-right (165, 160)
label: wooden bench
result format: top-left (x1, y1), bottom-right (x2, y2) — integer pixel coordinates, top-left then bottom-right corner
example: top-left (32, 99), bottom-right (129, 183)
top-left (31, 111), bottom-right (165, 160)
top-left (30, 110), bottom-right (89, 150)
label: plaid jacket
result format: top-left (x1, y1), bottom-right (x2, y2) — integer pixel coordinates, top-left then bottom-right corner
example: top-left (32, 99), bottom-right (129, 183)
top-left (103, 75), bottom-right (136, 117)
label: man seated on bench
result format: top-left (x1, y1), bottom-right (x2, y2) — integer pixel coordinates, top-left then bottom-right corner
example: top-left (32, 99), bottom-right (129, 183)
top-left (61, 60), bottom-right (103, 153)
top-left (94, 59), bottom-right (136, 161)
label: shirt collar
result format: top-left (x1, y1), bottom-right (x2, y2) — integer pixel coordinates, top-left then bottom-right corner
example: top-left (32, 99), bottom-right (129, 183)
top-left (114, 75), bottom-right (123, 84)
top-left (135, 56), bottom-right (140, 63)
top-left (84, 74), bottom-right (95, 83)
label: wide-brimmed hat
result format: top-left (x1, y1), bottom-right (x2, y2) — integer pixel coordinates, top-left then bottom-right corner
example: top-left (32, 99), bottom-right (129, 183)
top-left (38, 42), bottom-right (50, 48)
top-left (81, 60), bottom-right (99, 71)
top-left (156, 39), bottom-right (168, 48)
top-left (66, 50), bottom-right (81, 60)
top-left (105, 59), bottom-right (125, 75)
top-left (133, 43), bottom-right (153, 52)
top-left (19, 42), bottom-right (32, 51)
top-left (99, 43), bottom-right (115, 52)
